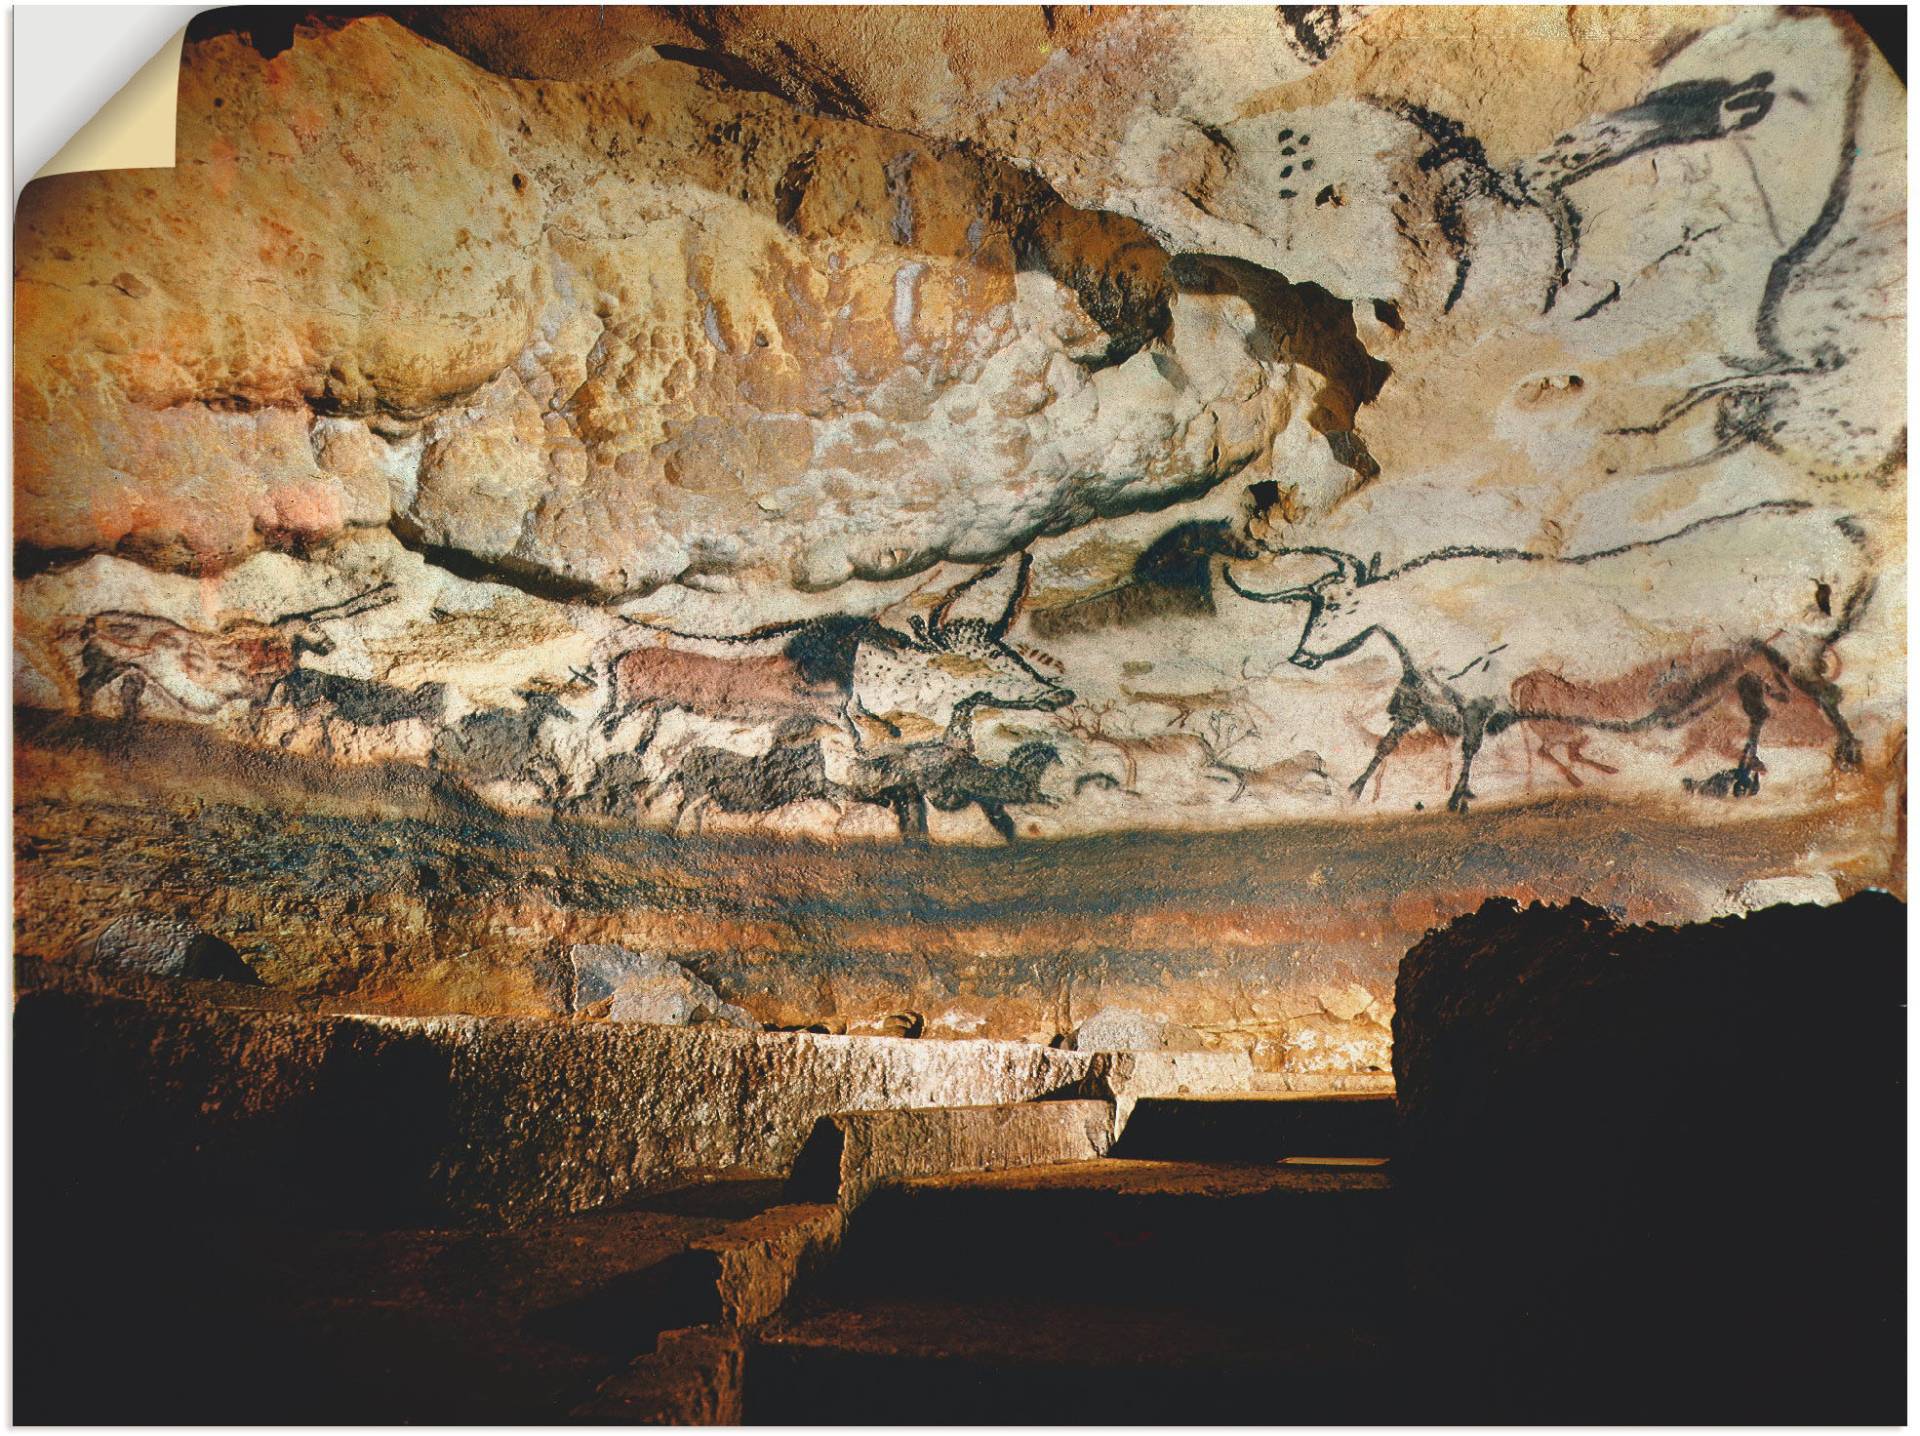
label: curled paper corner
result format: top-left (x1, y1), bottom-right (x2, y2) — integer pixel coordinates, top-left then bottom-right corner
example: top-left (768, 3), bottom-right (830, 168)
top-left (33, 26), bottom-right (187, 185)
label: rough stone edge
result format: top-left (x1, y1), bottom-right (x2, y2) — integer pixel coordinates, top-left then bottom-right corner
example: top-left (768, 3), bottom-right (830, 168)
top-left (570, 1324), bottom-right (746, 1425)
top-left (1075, 1048), bottom-right (1258, 1133)
top-left (1251, 1070), bottom-right (1397, 1094)
top-left (785, 1099), bottom-right (1117, 1209)
top-left (687, 1202), bottom-right (848, 1328)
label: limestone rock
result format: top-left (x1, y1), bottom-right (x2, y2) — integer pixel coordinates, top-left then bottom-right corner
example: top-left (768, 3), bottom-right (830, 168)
top-left (1728, 874), bottom-right (1845, 913)
top-left (568, 944), bottom-right (759, 1029)
top-left (786, 1100), bottom-right (1115, 1208)
top-left (16, 975), bottom-right (1103, 1222)
top-left (1392, 891), bottom-right (1904, 1420)
top-left (73, 915), bottom-right (262, 985)
top-left (1068, 1007), bottom-right (1207, 1054)
top-left (8, 7), bottom-right (1907, 1069)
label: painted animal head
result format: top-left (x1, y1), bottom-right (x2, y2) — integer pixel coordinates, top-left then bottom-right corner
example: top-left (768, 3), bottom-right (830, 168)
top-left (1007, 741), bottom-right (1064, 786)
top-left (516, 666), bottom-right (597, 718)
top-left (272, 581), bottom-right (398, 659)
top-left (1220, 546), bottom-right (1382, 668)
top-left (857, 554), bottom-right (1073, 739)
top-left (1538, 71), bottom-right (1774, 190)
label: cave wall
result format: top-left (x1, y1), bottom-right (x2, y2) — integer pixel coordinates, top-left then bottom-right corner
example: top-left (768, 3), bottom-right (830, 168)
top-left (12, 7), bottom-right (1906, 1068)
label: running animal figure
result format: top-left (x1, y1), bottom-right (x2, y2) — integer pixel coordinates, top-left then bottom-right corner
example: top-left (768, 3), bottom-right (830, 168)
top-left (1222, 502), bottom-right (1873, 813)
top-left (431, 673), bottom-right (589, 807)
top-left (259, 670), bottom-right (448, 758)
top-left (656, 722), bottom-right (838, 833)
top-left (847, 717), bottom-right (1062, 843)
top-left (595, 553), bottom-right (1069, 752)
top-left (847, 553), bottom-right (1072, 745)
top-left (72, 583), bottom-right (396, 719)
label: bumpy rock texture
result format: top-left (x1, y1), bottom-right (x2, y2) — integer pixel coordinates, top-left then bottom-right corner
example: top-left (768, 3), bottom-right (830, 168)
top-left (13, 8), bottom-right (1906, 1060)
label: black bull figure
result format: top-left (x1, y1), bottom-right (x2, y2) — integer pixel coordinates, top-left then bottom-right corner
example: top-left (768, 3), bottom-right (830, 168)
top-left (1219, 502), bottom-right (1873, 814)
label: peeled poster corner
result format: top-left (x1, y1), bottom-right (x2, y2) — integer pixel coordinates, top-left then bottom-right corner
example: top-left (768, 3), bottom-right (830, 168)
top-left (19, 16), bottom-right (187, 191)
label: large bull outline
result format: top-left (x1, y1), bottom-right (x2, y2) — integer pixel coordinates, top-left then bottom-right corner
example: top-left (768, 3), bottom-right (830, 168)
top-left (1223, 500), bottom-right (1873, 813)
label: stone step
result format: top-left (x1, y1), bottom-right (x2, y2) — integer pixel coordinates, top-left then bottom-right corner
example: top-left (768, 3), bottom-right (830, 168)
top-left (748, 1294), bottom-right (1408, 1423)
top-left (784, 1099), bottom-right (1115, 1208)
top-left (819, 1159), bottom-right (1401, 1308)
top-left (1112, 1091), bottom-right (1398, 1161)
top-left (1250, 1069), bottom-right (1397, 1094)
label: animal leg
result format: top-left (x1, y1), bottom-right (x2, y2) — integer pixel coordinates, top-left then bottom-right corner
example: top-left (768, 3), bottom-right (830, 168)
top-left (1446, 711), bottom-right (1486, 815)
top-left (982, 803), bottom-right (1018, 842)
top-left (1536, 738), bottom-right (1584, 788)
top-left (114, 668), bottom-right (148, 720)
top-left (903, 795), bottom-right (930, 844)
top-left (1539, 193), bottom-right (1579, 314)
top-left (1206, 762), bottom-right (1250, 802)
top-left (1786, 662), bottom-right (1862, 770)
top-left (76, 651), bottom-right (121, 717)
top-left (1683, 674), bottom-right (1770, 799)
top-left (593, 675), bottom-right (628, 739)
top-left (1350, 719), bottom-right (1415, 801)
top-left (1566, 736), bottom-right (1618, 778)
top-left (1733, 673), bottom-right (1770, 787)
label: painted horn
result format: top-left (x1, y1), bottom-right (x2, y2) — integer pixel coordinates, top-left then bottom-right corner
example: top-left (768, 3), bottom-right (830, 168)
top-left (1220, 566), bottom-right (1320, 604)
top-left (284, 580), bottom-right (399, 623)
top-left (1219, 542), bottom-right (1360, 602)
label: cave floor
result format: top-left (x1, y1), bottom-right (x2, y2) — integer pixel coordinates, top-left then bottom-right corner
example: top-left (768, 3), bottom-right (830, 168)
top-left (14, 1172), bottom-right (786, 1425)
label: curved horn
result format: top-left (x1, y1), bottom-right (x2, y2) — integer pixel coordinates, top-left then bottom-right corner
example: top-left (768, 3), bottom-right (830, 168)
top-left (1261, 545), bottom-right (1364, 581)
top-left (987, 551), bottom-right (1033, 640)
top-left (1219, 565), bottom-right (1320, 605)
top-left (282, 580), bottom-right (398, 624)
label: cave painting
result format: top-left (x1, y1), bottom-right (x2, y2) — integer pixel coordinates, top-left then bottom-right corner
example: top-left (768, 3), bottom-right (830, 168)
top-left (12, 6), bottom-right (1902, 855)
top-left (71, 584), bottom-right (396, 722)
top-left (1221, 502), bottom-right (1871, 813)
top-left (1388, 69), bottom-right (1779, 316)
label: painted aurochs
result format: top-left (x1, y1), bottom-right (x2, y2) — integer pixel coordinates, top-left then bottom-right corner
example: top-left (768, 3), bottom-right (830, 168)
top-left (1221, 502), bottom-right (1874, 812)
top-left (11, 6), bottom-right (1904, 1061)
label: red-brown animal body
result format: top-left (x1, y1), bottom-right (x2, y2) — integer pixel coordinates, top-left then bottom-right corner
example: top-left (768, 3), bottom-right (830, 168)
top-left (1511, 652), bottom-right (1842, 788)
top-left (1669, 662), bottom-right (1839, 773)
top-left (600, 643), bottom-right (843, 735)
top-left (71, 584), bottom-right (395, 722)
top-left (77, 613), bottom-right (318, 718)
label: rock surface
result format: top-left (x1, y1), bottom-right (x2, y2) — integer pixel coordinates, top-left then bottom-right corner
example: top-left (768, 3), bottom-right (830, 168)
top-left (1067, 1007), bottom-right (1208, 1053)
top-left (10, 7), bottom-right (1906, 1063)
top-left (15, 972), bottom-right (1113, 1221)
top-left (786, 1100), bottom-right (1116, 1208)
top-left (73, 914), bottom-right (262, 985)
top-left (569, 943), bottom-right (760, 1028)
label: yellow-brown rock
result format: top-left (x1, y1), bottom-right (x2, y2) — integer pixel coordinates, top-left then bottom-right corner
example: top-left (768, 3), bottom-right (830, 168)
top-left (11, 7), bottom-right (1906, 1054)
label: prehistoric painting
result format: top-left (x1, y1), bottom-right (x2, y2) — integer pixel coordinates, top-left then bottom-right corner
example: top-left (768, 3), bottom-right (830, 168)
top-left (13, 6), bottom-right (1905, 1073)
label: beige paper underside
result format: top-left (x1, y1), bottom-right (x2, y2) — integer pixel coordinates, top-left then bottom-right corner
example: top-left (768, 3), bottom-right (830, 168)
top-left (34, 26), bottom-right (184, 182)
